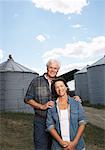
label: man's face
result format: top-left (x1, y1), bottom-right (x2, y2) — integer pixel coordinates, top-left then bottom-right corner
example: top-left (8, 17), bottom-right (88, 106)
top-left (47, 62), bottom-right (59, 78)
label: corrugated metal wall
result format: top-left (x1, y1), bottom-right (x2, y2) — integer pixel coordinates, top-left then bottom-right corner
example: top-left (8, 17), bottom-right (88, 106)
top-left (75, 72), bottom-right (89, 101)
top-left (74, 56), bottom-right (105, 105)
top-left (0, 72), bottom-right (6, 111)
top-left (87, 64), bottom-right (105, 105)
top-left (0, 72), bottom-right (38, 112)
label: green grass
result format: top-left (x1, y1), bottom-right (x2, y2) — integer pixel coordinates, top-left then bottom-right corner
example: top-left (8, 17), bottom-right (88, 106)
top-left (0, 112), bottom-right (105, 150)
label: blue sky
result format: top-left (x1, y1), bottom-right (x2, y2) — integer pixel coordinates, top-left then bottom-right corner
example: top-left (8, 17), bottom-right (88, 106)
top-left (0, 0), bottom-right (105, 89)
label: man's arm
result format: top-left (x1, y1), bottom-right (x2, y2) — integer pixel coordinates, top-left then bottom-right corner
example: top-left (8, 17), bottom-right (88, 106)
top-left (25, 99), bottom-right (54, 110)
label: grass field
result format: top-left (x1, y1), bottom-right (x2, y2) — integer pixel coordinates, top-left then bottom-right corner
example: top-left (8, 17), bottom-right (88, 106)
top-left (0, 112), bottom-right (105, 150)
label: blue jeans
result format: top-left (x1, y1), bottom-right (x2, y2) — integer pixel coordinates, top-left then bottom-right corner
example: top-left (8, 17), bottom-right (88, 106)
top-left (34, 116), bottom-right (52, 150)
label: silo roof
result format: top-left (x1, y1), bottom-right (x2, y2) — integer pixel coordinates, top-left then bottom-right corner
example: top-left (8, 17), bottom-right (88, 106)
top-left (0, 55), bottom-right (39, 74)
top-left (75, 65), bottom-right (89, 74)
top-left (88, 55), bottom-right (105, 68)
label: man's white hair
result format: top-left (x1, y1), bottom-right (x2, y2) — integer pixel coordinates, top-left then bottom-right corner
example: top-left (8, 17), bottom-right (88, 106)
top-left (46, 59), bottom-right (61, 69)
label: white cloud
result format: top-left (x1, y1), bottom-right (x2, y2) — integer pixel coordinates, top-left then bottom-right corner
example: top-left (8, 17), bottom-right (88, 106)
top-left (0, 49), bottom-right (3, 62)
top-left (42, 48), bottom-right (63, 62)
top-left (42, 36), bottom-right (105, 62)
top-left (32, 0), bottom-right (88, 14)
top-left (68, 16), bottom-right (71, 20)
top-left (36, 34), bottom-right (47, 42)
top-left (90, 36), bottom-right (105, 54)
top-left (71, 24), bottom-right (82, 28)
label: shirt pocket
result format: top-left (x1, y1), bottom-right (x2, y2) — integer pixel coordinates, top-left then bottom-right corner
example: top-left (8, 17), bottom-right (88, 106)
top-left (71, 110), bottom-right (78, 123)
top-left (35, 86), bottom-right (49, 98)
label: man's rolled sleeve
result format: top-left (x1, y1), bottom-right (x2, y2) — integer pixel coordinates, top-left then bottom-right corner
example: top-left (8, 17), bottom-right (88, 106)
top-left (79, 120), bottom-right (87, 125)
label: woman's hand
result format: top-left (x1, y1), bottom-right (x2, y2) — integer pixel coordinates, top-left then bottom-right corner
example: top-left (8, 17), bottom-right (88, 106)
top-left (60, 141), bottom-right (69, 149)
top-left (63, 141), bottom-right (76, 150)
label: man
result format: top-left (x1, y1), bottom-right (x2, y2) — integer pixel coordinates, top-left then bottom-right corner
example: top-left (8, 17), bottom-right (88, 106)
top-left (24, 59), bottom-right (80, 150)
top-left (24, 59), bottom-right (60, 150)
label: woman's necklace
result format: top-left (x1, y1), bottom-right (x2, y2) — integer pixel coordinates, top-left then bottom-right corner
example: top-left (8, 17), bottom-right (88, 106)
top-left (59, 97), bottom-right (68, 110)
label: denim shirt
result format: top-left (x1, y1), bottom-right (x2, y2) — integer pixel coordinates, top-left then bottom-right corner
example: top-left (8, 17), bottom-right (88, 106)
top-left (46, 96), bottom-right (87, 150)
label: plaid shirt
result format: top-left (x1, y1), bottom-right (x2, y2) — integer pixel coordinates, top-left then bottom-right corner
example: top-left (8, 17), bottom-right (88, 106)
top-left (24, 74), bottom-right (52, 117)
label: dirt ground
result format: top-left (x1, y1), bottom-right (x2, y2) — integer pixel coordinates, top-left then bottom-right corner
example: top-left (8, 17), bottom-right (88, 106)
top-left (84, 106), bottom-right (105, 130)
top-left (0, 108), bottom-right (105, 150)
top-left (84, 106), bottom-right (105, 150)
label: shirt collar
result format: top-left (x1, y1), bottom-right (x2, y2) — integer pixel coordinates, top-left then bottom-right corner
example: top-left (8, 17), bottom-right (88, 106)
top-left (56, 96), bottom-right (70, 104)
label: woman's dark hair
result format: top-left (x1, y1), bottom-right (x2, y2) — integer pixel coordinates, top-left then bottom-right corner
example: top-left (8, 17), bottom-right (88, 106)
top-left (51, 77), bottom-right (70, 99)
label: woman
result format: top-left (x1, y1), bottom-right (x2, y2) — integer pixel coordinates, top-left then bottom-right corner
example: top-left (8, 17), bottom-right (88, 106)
top-left (46, 78), bottom-right (87, 150)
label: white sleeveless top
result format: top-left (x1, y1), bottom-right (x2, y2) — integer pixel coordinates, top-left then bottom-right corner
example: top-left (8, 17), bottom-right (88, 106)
top-left (59, 108), bottom-right (70, 141)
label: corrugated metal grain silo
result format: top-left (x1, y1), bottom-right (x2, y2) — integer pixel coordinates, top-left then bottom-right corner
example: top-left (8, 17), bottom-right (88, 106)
top-left (0, 55), bottom-right (39, 112)
top-left (74, 65), bottom-right (89, 101)
top-left (87, 56), bottom-right (105, 105)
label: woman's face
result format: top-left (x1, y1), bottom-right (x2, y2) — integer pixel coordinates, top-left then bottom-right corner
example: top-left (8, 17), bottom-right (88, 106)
top-left (54, 81), bottom-right (67, 97)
